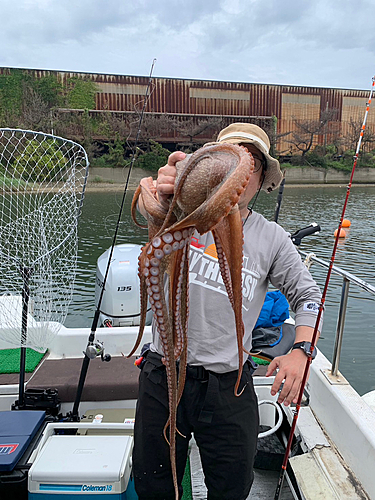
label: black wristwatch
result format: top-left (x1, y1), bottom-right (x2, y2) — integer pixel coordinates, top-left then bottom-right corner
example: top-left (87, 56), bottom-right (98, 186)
top-left (292, 341), bottom-right (317, 360)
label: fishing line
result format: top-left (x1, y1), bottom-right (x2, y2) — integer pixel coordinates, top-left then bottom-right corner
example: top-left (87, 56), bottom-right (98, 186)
top-left (105, 81), bottom-right (157, 237)
top-left (274, 75), bottom-right (375, 500)
top-left (70, 58), bottom-right (157, 420)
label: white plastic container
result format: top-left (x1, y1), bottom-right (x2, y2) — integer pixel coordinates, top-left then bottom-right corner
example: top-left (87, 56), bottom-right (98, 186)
top-left (28, 434), bottom-right (135, 499)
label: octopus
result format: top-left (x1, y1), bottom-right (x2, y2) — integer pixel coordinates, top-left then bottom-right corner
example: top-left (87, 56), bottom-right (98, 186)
top-left (129, 142), bottom-right (254, 499)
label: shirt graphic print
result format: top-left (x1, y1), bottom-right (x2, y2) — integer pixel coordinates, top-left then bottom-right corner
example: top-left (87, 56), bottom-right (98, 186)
top-left (189, 236), bottom-right (260, 310)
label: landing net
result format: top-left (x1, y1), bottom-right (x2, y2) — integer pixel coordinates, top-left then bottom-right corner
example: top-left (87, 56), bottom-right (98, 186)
top-left (0, 129), bottom-right (89, 352)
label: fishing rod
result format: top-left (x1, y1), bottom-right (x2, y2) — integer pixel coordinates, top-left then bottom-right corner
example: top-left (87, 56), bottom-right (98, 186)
top-left (274, 75), bottom-right (375, 499)
top-left (70, 59), bottom-right (157, 420)
top-left (274, 170), bottom-right (286, 223)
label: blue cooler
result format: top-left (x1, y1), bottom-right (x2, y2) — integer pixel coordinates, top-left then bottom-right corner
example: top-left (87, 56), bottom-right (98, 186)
top-left (28, 434), bottom-right (137, 499)
top-left (0, 410), bottom-right (46, 499)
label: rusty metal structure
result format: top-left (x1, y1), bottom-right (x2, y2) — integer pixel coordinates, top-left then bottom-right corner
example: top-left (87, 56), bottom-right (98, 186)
top-left (1, 67), bottom-right (374, 153)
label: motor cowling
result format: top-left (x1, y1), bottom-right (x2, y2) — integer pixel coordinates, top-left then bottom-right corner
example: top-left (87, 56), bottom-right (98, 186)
top-left (95, 244), bottom-right (152, 327)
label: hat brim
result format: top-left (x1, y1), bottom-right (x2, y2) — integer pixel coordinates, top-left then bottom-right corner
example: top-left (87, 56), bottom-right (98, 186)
top-left (208, 137), bottom-right (283, 192)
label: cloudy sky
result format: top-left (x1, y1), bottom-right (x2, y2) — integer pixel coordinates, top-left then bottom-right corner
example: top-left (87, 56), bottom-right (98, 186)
top-left (1, 0), bottom-right (375, 90)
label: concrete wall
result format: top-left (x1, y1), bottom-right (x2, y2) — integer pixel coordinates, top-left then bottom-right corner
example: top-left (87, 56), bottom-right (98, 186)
top-left (88, 166), bottom-right (375, 187)
top-left (89, 167), bottom-right (156, 189)
top-left (284, 167), bottom-right (375, 184)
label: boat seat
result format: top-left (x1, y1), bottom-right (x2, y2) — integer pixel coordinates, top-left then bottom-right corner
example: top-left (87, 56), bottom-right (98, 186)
top-left (0, 372), bottom-right (33, 386)
top-left (27, 356), bottom-right (140, 403)
top-left (25, 353), bottom-right (272, 405)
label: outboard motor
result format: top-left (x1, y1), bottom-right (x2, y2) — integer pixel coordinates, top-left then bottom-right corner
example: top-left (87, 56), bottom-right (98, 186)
top-left (95, 244), bottom-right (152, 327)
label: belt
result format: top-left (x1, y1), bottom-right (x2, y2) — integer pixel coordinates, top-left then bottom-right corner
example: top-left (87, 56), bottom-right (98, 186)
top-left (143, 350), bottom-right (250, 425)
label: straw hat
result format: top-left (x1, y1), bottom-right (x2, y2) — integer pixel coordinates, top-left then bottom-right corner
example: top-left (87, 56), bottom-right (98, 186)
top-left (217, 123), bottom-right (283, 192)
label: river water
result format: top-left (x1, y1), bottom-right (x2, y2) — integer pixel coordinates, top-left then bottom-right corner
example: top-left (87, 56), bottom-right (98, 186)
top-left (66, 185), bottom-right (375, 396)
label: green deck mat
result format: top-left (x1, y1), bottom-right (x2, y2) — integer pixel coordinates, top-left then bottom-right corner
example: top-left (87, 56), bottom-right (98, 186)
top-left (182, 459), bottom-right (193, 500)
top-left (0, 348), bottom-right (46, 374)
top-left (253, 356), bottom-right (270, 366)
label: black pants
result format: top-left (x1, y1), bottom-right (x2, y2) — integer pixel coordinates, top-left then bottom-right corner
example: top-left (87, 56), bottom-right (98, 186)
top-left (133, 353), bottom-right (259, 500)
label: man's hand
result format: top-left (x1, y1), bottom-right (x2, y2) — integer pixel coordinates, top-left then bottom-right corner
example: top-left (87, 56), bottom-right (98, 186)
top-left (265, 349), bottom-right (310, 406)
top-left (156, 151), bottom-right (186, 204)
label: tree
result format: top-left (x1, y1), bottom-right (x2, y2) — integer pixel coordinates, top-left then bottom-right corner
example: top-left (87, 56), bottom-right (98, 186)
top-left (345, 118), bottom-right (375, 152)
top-left (0, 70), bottom-right (63, 131)
top-left (171, 116), bottom-right (223, 148)
top-left (14, 139), bottom-right (67, 182)
top-left (135, 140), bottom-right (171, 172)
top-left (287, 108), bottom-right (339, 157)
top-left (66, 78), bottom-right (97, 110)
top-left (94, 111), bottom-right (130, 140)
top-left (21, 85), bottom-right (50, 130)
top-left (137, 113), bottom-right (176, 148)
top-left (0, 70), bottom-right (27, 126)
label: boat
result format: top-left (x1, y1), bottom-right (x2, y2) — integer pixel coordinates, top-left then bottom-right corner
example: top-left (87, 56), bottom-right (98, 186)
top-left (0, 126), bottom-right (374, 499)
top-left (0, 241), bottom-right (375, 500)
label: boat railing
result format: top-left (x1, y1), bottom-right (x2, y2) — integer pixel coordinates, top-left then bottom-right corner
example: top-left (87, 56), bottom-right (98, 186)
top-left (298, 249), bottom-right (375, 376)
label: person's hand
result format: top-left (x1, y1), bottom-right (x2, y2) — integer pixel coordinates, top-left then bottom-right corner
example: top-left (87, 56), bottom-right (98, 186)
top-left (156, 151), bottom-right (186, 204)
top-left (265, 349), bottom-right (310, 406)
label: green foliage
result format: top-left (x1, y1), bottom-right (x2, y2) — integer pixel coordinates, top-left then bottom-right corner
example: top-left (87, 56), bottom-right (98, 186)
top-left (91, 136), bottom-right (126, 168)
top-left (0, 70), bottom-right (97, 126)
top-left (0, 69), bottom-right (26, 119)
top-left (14, 139), bottom-right (67, 181)
top-left (281, 143), bottom-right (375, 171)
top-left (323, 144), bottom-right (336, 156)
top-left (0, 172), bottom-right (28, 190)
top-left (288, 155), bottom-right (306, 166)
top-left (90, 155), bottom-right (108, 168)
top-left (357, 151), bottom-right (375, 168)
top-left (90, 175), bottom-right (115, 184)
top-left (325, 160), bottom-right (352, 172)
top-left (0, 70), bottom-right (63, 128)
top-left (34, 75), bottom-right (63, 108)
top-left (278, 162), bottom-right (293, 169)
top-left (135, 141), bottom-right (171, 171)
top-left (67, 77), bottom-right (97, 109)
top-left (304, 151), bottom-right (328, 168)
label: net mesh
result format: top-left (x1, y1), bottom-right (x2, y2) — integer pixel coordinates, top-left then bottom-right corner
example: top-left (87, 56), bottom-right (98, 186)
top-left (0, 129), bottom-right (89, 352)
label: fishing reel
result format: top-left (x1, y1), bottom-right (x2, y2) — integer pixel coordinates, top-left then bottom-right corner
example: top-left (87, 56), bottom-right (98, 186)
top-left (85, 340), bottom-right (111, 362)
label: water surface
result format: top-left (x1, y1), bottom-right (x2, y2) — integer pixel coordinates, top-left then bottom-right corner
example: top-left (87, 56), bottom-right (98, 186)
top-left (66, 185), bottom-right (375, 396)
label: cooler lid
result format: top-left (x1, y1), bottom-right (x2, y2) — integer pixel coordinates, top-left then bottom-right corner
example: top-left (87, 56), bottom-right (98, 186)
top-left (0, 411), bottom-right (45, 472)
top-left (0, 411), bottom-right (45, 437)
top-left (0, 436), bottom-right (31, 471)
top-left (29, 435), bottom-right (132, 483)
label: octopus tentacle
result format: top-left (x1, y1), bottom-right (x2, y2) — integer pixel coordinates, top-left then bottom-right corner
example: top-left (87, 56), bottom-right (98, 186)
top-left (138, 230), bottom-right (193, 498)
top-left (126, 244), bottom-right (152, 358)
top-left (212, 211), bottom-right (247, 396)
top-left (130, 142), bottom-right (255, 500)
top-left (171, 233), bottom-right (192, 360)
top-left (163, 239), bottom-right (190, 445)
top-left (131, 176), bottom-right (175, 238)
top-left (212, 234), bottom-right (234, 309)
top-left (130, 184), bottom-right (148, 229)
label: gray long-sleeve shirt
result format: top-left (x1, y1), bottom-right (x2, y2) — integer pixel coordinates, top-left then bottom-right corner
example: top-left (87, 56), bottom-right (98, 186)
top-left (151, 211), bottom-right (322, 373)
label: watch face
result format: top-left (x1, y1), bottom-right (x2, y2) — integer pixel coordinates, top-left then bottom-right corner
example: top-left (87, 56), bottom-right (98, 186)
top-left (303, 342), bottom-right (317, 359)
top-left (293, 341), bottom-right (317, 359)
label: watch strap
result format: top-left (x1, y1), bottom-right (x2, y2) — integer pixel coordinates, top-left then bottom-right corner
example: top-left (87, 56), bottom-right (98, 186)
top-left (292, 341), bottom-right (317, 359)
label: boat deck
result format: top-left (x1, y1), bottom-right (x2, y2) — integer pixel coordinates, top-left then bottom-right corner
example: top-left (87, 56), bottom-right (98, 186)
top-left (190, 437), bottom-right (294, 500)
top-left (0, 354), bottom-right (296, 499)
top-left (250, 469), bottom-right (294, 499)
